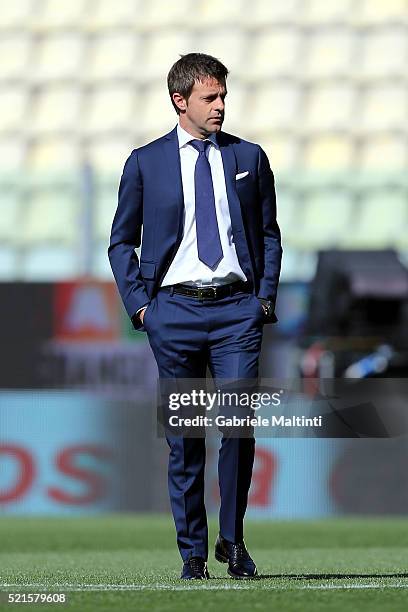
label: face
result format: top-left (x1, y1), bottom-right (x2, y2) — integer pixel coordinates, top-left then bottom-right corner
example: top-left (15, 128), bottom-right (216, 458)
top-left (172, 77), bottom-right (227, 139)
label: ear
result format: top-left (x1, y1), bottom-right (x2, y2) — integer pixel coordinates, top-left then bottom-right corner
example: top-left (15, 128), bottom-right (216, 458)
top-left (172, 92), bottom-right (187, 113)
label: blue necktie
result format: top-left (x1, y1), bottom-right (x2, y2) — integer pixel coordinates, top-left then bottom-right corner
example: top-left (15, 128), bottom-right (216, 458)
top-left (189, 139), bottom-right (223, 269)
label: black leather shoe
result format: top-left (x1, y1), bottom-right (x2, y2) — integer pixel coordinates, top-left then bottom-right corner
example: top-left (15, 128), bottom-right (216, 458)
top-left (181, 557), bottom-right (210, 579)
top-left (215, 534), bottom-right (257, 579)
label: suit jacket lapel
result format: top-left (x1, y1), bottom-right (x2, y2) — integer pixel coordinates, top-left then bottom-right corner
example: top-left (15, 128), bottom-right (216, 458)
top-left (218, 132), bottom-right (247, 241)
top-left (163, 126), bottom-right (184, 242)
top-left (218, 132), bottom-right (255, 284)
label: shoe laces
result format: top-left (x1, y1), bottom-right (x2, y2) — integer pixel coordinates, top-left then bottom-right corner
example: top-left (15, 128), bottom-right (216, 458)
top-left (231, 541), bottom-right (249, 562)
top-left (189, 556), bottom-right (205, 576)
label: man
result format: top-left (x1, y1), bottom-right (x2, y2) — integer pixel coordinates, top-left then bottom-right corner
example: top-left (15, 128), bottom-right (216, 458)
top-left (109, 53), bottom-right (282, 580)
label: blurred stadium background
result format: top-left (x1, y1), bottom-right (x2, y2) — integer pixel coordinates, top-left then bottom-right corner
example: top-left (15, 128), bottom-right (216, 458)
top-left (1, 0), bottom-right (408, 523)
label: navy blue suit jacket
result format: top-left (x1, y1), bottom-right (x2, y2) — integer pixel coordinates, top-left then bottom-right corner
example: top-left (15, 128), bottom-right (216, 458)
top-left (109, 126), bottom-right (282, 331)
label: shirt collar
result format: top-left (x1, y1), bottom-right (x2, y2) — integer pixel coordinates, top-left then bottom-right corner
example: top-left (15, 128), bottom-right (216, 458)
top-left (176, 123), bottom-right (219, 150)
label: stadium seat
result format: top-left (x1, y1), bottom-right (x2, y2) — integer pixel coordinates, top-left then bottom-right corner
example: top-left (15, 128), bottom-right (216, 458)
top-left (303, 29), bottom-right (354, 79)
top-left (0, 87), bottom-right (28, 133)
top-left (32, 33), bottom-right (84, 82)
top-left (248, 28), bottom-right (300, 79)
top-left (21, 187), bottom-right (79, 246)
top-left (0, 138), bottom-right (26, 171)
top-left (261, 135), bottom-right (299, 173)
top-left (199, 30), bottom-right (248, 74)
top-left (84, 85), bottom-right (137, 135)
top-left (359, 27), bottom-right (407, 80)
top-left (138, 31), bottom-right (192, 81)
top-left (359, 134), bottom-right (407, 172)
top-left (303, 134), bottom-right (353, 171)
top-left (355, 0), bottom-right (407, 25)
top-left (291, 189), bottom-right (354, 250)
top-left (86, 137), bottom-right (136, 173)
top-left (246, 0), bottom-right (301, 27)
top-left (359, 84), bottom-right (407, 132)
top-left (0, 34), bottom-right (31, 80)
top-left (85, 33), bottom-right (142, 81)
top-left (138, 0), bottom-right (194, 29)
top-left (31, 0), bottom-right (87, 30)
top-left (139, 83), bottom-right (177, 134)
top-left (29, 85), bottom-right (81, 135)
top-left (303, 83), bottom-right (354, 132)
top-left (0, 0), bottom-right (33, 29)
top-left (194, 0), bottom-right (246, 28)
top-left (28, 137), bottom-right (80, 172)
top-left (342, 189), bottom-right (408, 248)
top-left (301, 0), bottom-right (354, 24)
top-left (88, 0), bottom-right (141, 30)
top-left (275, 186), bottom-right (299, 245)
top-left (249, 83), bottom-right (300, 132)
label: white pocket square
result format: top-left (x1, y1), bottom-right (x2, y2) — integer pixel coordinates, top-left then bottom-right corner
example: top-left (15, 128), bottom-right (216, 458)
top-left (236, 171), bottom-right (249, 180)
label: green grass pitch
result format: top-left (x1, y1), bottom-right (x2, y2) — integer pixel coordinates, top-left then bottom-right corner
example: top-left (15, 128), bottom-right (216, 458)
top-left (1, 515), bottom-right (408, 611)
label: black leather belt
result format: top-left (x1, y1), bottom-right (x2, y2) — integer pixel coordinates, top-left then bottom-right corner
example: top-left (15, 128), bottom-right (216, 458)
top-left (164, 280), bottom-right (250, 300)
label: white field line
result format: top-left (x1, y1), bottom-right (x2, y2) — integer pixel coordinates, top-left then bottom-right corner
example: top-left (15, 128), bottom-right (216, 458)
top-left (1, 582), bottom-right (408, 592)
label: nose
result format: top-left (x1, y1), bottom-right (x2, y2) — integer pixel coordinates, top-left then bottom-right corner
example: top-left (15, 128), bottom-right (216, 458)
top-left (214, 96), bottom-right (225, 114)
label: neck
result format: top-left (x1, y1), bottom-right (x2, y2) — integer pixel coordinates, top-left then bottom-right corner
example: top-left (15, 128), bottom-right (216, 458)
top-left (178, 119), bottom-right (208, 140)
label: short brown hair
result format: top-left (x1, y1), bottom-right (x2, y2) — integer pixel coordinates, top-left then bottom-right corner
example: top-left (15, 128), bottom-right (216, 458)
top-left (167, 53), bottom-right (229, 114)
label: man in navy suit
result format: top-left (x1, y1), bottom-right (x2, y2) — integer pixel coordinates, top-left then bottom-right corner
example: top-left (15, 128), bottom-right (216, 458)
top-left (109, 53), bottom-right (282, 579)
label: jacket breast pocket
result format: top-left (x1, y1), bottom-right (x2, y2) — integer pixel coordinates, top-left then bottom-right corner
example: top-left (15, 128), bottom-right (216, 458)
top-left (236, 173), bottom-right (252, 188)
top-left (236, 176), bottom-right (257, 213)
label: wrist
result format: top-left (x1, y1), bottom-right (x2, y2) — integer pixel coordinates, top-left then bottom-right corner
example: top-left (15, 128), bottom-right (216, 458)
top-left (138, 306), bottom-right (148, 321)
top-left (131, 305), bottom-right (148, 327)
top-left (259, 298), bottom-right (274, 318)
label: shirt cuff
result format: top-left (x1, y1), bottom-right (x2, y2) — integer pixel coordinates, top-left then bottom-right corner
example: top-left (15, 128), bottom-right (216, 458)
top-left (135, 303), bottom-right (149, 317)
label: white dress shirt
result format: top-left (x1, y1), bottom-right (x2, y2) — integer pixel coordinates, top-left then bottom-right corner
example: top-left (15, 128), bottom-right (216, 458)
top-left (160, 123), bottom-right (247, 288)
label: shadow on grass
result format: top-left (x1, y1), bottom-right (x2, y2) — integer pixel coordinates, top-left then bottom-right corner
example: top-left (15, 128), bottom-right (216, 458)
top-left (211, 572), bottom-right (408, 581)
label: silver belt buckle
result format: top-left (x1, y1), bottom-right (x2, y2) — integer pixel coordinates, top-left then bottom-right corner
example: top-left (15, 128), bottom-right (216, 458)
top-left (197, 286), bottom-right (217, 300)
